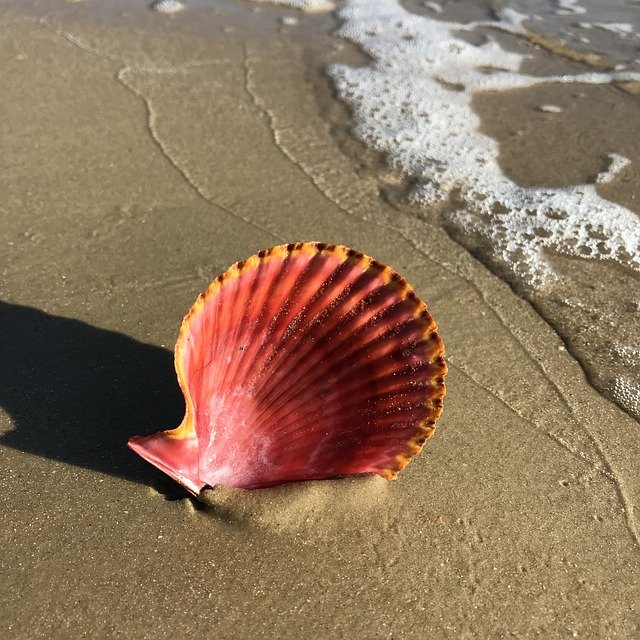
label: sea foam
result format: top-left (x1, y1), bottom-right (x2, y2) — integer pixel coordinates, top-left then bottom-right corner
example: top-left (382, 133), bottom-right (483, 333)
top-left (250, 0), bottom-right (334, 12)
top-left (329, 0), bottom-right (640, 416)
top-left (151, 0), bottom-right (185, 14)
top-left (555, 0), bottom-right (587, 15)
top-left (330, 0), bottom-right (640, 285)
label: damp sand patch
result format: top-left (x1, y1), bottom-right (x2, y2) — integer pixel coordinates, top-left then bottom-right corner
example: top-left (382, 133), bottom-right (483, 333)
top-left (472, 82), bottom-right (640, 211)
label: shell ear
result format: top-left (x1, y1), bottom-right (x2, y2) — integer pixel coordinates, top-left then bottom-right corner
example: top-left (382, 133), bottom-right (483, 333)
top-left (127, 422), bottom-right (205, 495)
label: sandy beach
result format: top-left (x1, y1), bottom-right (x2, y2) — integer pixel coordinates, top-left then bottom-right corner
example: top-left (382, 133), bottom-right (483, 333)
top-left (1, 1), bottom-right (639, 638)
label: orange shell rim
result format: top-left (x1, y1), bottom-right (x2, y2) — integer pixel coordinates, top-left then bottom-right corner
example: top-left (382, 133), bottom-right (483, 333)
top-left (173, 241), bottom-right (447, 481)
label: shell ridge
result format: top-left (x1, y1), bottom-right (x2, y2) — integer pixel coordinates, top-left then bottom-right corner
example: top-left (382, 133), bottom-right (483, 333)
top-left (228, 255), bottom-right (291, 398)
top-left (251, 313), bottom-right (445, 444)
top-left (193, 277), bottom-right (230, 434)
top-left (262, 377), bottom-right (433, 449)
top-left (292, 259), bottom-right (357, 323)
top-left (246, 262), bottom-right (384, 402)
top-left (208, 288), bottom-right (442, 480)
top-left (271, 362), bottom-right (436, 429)
top-left (250, 281), bottom-right (404, 414)
top-left (193, 275), bottom-right (237, 448)
top-left (246, 253), bottom-right (380, 384)
top-left (251, 325), bottom-right (433, 442)
top-left (194, 249), bottom-right (324, 474)
top-left (241, 250), bottom-right (315, 385)
top-left (188, 290), bottom-right (216, 382)
top-left (249, 251), bottom-right (339, 379)
top-left (235, 252), bottom-right (295, 394)
top-left (251, 298), bottom-right (419, 423)
top-left (209, 262), bottom-right (261, 412)
top-left (241, 359), bottom-right (438, 451)
top-left (190, 265), bottom-right (252, 469)
top-left (255, 263), bottom-right (351, 379)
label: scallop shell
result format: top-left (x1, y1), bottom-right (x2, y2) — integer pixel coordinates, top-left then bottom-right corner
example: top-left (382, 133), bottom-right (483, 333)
top-left (128, 242), bottom-right (446, 494)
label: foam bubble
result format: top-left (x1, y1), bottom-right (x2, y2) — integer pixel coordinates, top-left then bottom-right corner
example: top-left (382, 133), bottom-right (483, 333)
top-left (151, 0), bottom-right (185, 14)
top-left (423, 1), bottom-right (442, 13)
top-left (250, 0), bottom-right (334, 12)
top-left (610, 343), bottom-right (640, 419)
top-left (595, 153), bottom-right (631, 184)
top-left (613, 377), bottom-right (640, 420)
top-left (555, 0), bottom-right (587, 15)
top-left (592, 22), bottom-right (634, 37)
top-left (537, 104), bottom-right (563, 113)
top-left (613, 342), bottom-right (640, 366)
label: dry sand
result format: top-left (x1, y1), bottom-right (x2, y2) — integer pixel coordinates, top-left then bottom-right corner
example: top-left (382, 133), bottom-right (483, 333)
top-left (1, 1), bottom-right (639, 638)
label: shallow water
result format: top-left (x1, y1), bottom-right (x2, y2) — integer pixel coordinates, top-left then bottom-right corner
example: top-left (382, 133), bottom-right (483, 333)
top-left (329, 0), bottom-right (640, 421)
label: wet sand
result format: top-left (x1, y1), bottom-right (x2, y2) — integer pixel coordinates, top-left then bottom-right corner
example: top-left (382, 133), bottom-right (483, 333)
top-left (1, 2), bottom-right (639, 638)
top-left (470, 79), bottom-right (640, 425)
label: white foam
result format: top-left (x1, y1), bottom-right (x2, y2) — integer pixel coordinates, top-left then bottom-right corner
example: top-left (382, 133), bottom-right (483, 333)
top-left (595, 153), bottom-right (631, 184)
top-left (151, 0), bottom-right (185, 14)
top-left (592, 22), bottom-right (634, 37)
top-left (250, 0), bottom-right (334, 12)
top-left (554, 0), bottom-right (587, 15)
top-left (423, 1), bottom-right (442, 13)
top-left (491, 7), bottom-right (530, 32)
top-left (613, 377), bottom-right (640, 420)
top-left (330, 0), bottom-right (640, 287)
top-left (538, 104), bottom-right (563, 113)
top-left (281, 15), bottom-right (299, 26)
top-left (613, 342), bottom-right (640, 366)
top-left (330, 0), bottom-right (640, 416)
top-left (579, 20), bottom-right (635, 39)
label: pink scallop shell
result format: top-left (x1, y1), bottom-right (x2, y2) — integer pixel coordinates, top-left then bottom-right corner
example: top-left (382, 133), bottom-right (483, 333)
top-left (128, 243), bottom-right (447, 494)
